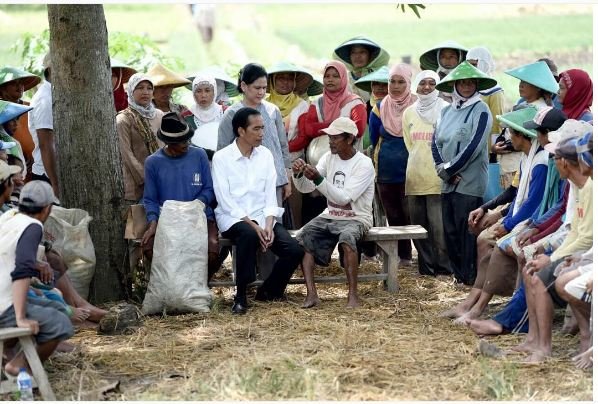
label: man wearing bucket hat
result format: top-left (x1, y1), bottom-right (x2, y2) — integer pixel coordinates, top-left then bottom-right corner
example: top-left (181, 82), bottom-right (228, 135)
top-left (28, 52), bottom-right (60, 199)
top-left (444, 107), bottom-right (550, 323)
top-left (146, 62), bottom-right (192, 115)
top-left (431, 60), bottom-right (495, 286)
top-left (293, 117), bottom-right (375, 308)
top-left (0, 67), bottom-right (40, 171)
top-left (556, 131), bottom-right (593, 369)
top-left (517, 135), bottom-right (593, 363)
top-left (0, 180), bottom-right (74, 376)
top-left (142, 112), bottom-right (220, 277)
top-left (0, 100), bottom-right (33, 177)
top-left (333, 36), bottom-right (390, 103)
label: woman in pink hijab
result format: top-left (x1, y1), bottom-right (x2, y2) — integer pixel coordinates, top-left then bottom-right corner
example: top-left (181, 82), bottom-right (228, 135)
top-left (369, 63), bottom-right (417, 265)
top-left (290, 60), bottom-right (367, 223)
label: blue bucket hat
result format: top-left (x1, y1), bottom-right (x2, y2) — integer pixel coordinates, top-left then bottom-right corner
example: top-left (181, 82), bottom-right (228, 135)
top-left (504, 61), bottom-right (559, 94)
top-left (0, 100), bottom-right (33, 125)
top-left (576, 131), bottom-right (592, 168)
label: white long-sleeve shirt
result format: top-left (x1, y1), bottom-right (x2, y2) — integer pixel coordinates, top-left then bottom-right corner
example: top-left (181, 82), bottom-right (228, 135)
top-left (293, 150), bottom-right (375, 228)
top-left (212, 141), bottom-right (284, 232)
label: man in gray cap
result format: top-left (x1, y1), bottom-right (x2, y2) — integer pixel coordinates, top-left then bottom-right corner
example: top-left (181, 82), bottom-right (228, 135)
top-left (0, 180), bottom-right (73, 376)
top-left (516, 136), bottom-right (593, 363)
top-left (293, 117), bottom-right (375, 309)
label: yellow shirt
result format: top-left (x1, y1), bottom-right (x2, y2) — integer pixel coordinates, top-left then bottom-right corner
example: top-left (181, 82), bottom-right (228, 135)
top-left (481, 90), bottom-right (507, 153)
top-left (402, 106), bottom-right (442, 196)
top-left (551, 177), bottom-right (593, 262)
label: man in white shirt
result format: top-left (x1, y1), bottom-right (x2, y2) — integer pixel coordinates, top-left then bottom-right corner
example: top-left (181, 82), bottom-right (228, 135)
top-left (28, 52), bottom-right (60, 200)
top-left (212, 107), bottom-right (304, 314)
top-left (292, 117), bottom-right (375, 309)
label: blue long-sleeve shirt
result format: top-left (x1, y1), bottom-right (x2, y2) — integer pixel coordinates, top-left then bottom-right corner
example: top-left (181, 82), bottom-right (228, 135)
top-left (432, 100), bottom-right (492, 197)
top-left (502, 163), bottom-right (548, 231)
top-left (143, 146), bottom-right (215, 222)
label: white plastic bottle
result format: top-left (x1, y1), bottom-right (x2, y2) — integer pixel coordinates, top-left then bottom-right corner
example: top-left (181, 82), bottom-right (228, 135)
top-left (17, 368), bottom-right (34, 401)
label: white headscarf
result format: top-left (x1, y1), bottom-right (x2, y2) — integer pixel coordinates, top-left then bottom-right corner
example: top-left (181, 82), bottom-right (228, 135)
top-left (190, 74), bottom-right (223, 124)
top-left (466, 47), bottom-right (495, 75)
top-left (466, 46), bottom-right (501, 95)
top-left (126, 73), bottom-right (157, 119)
top-left (413, 70), bottom-right (447, 125)
top-left (215, 80), bottom-right (230, 105)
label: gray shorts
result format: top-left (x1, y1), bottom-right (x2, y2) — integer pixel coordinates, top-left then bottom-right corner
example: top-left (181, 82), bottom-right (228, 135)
top-left (0, 296), bottom-right (74, 344)
top-left (296, 216), bottom-right (367, 266)
top-left (536, 257), bottom-right (567, 308)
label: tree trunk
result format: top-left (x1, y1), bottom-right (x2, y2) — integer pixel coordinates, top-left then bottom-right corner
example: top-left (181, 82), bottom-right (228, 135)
top-left (47, 5), bottom-right (125, 303)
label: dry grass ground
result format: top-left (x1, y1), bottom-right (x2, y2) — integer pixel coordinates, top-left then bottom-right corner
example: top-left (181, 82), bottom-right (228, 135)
top-left (10, 257), bottom-right (589, 401)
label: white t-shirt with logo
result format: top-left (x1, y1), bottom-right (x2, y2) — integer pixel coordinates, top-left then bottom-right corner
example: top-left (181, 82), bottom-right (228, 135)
top-left (294, 150), bottom-right (375, 228)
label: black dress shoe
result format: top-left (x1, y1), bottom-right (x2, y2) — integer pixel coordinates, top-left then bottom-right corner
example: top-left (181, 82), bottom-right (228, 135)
top-left (231, 302), bottom-right (248, 315)
top-left (254, 287), bottom-right (270, 302)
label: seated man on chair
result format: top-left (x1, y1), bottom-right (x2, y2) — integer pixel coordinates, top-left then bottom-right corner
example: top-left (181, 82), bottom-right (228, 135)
top-left (292, 117), bottom-right (375, 308)
top-left (212, 107), bottom-right (304, 314)
top-left (0, 181), bottom-right (74, 375)
top-left (141, 112), bottom-right (220, 279)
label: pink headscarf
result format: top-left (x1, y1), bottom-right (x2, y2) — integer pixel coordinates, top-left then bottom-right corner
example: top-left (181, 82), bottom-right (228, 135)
top-left (380, 63), bottom-right (416, 137)
top-left (322, 61), bottom-right (361, 121)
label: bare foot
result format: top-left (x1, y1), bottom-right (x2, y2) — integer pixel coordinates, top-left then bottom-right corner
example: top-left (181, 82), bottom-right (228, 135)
top-left (572, 347), bottom-right (593, 370)
top-left (301, 294), bottom-right (321, 309)
top-left (468, 319), bottom-right (503, 336)
top-left (346, 295), bottom-right (360, 308)
top-left (70, 307), bottom-right (91, 322)
top-left (454, 308), bottom-right (483, 326)
top-left (523, 350), bottom-right (550, 363)
top-left (5, 354), bottom-right (28, 377)
top-left (439, 304), bottom-right (470, 319)
top-left (56, 341), bottom-right (76, 353)
top-left (77, 303), bottom-right (108, 323)
top-left (510, 339), bottom-right (536, 354)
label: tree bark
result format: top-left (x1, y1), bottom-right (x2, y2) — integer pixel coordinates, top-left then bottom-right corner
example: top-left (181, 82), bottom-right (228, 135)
top-left (47, 4), bottom-right (125, 303)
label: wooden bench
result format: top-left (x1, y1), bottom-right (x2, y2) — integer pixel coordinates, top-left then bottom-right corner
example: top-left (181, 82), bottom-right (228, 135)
top-left (0, 327), bottom-right (56, 401)
top-left (213, 225), bottom-right (427, 293)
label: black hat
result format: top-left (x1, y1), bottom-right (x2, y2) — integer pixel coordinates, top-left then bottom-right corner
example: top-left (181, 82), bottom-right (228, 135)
top-left (157, 112), bottom-right (193, 144)
top-left (523, 107), bottom-right (568, 132)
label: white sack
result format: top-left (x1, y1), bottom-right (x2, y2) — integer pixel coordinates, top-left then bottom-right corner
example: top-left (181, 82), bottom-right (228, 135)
top-left (44, 206), bottom-right (96, 300)
top-left (142, 200), bottom-right (212, 314)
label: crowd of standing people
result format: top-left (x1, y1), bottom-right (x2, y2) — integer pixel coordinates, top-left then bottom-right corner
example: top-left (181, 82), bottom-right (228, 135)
top-left (0, 34), bottom-right (593, 380)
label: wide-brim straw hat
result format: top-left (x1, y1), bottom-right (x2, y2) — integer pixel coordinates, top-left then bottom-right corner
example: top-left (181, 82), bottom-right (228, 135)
top-left (419, 40), bottom-right (468, 71)
top-left (147, 63), bottom-right (191, 88)
top-left (435, 61), bottom-right (497, 93)
top-left (266, 61), bottom-right (314, 94)
top-left (0, 99), bottom-right (33, 125)
top-left (504, 61), bottom-right (559, 94)
top-left (110, 58), bottom-right (137, 85)
top-left (333, 36), bottom-right (390, 67)
top-left (0, 67), bottom-right (41, 92)
top-left (354, 66), bottom-right (389, 92)
top-left (186, 65), bottom-right (239, 97)
top-left (496, 106), bottom-right (539, 138)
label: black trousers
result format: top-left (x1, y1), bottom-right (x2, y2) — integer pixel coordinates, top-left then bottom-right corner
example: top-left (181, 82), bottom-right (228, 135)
top-left (441, 192), bottom-right (482, 285)
top-left (222, 221), bottom-right (304, 301)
